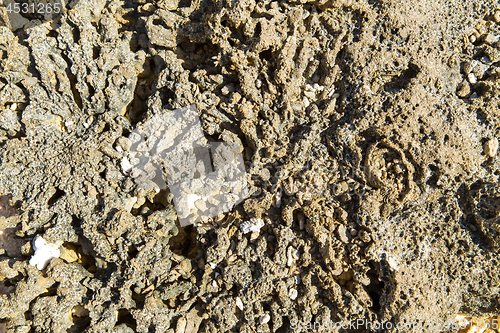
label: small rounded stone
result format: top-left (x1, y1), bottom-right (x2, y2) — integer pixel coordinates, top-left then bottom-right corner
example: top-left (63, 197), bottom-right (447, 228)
top-left (484, 137), bottom-right (499, 157)
top-left (494, 11), bottom-right (500, 23)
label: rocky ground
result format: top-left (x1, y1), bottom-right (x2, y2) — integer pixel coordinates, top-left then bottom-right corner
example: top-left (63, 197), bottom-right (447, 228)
top-left (1, 0), bottom-right (500, 332)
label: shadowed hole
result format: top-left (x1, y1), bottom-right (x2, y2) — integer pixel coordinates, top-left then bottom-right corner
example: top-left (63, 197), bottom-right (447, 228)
top-left (48, 188), bottom-right (65, 207)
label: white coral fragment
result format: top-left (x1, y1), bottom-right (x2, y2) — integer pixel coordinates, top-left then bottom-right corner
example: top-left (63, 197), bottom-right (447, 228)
top-left (29, 236), bottom-right (60, 270)
top-left (121, 157), bottom-right (133, 174)
top-left (235, 297), bottom-right (244, 311)
top-left (240, 218), bottom-right (265, 234)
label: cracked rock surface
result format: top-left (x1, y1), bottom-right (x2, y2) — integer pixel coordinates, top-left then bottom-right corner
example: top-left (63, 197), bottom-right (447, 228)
top-left (1, 0), bottom-right (500, 332)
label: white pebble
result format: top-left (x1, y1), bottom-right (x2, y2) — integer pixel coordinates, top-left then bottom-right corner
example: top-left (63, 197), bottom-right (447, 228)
top-left (209, 262), bottom-right (217, 269)
top-left (289, 288), bottom-right (298, 300)
top-left (212, 280), bottom-right (218, 288)
top-left (303, 96), bottom-right (310, 108)
top-left (304, 90), bottom-right (316, 99)
top-left (29, 236), bottom-right (60, 270)
top-left (260, 313), bottom-right (271, 324)
top-left (295, 275), bottom-right (301, 285)
top-left (287, 246), bottom-right (299, 267)
top-left (235, 297), bottom-right (244, 311)
top-left (121, 157), bottom-right (133, 174)
top-left (65, 121), bottom-right (74, 127)
top-left (468, 72), bottom-right (477, 84)
top-left (116, 146), bottom-right (123, 152)
top-left (124, 197), bottom-right (137, 212)
top-left (313, 83), bottom-right (324, 91)
top-left (10, 103), bottom-right (16, 110)
top-left (83, 122), bottom-right (89, 128)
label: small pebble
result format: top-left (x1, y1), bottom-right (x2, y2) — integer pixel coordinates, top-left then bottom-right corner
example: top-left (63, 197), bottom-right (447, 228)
top-left (287, 246), bottom-right (299, 267)
top-left (313, 83), bottom-right (324, 91)
top-left (221, 85), bottom-right (235, 95)
top-left (289, 288), bottom-right (298, 300)
top-left (121, 157), bottom-right (133, 174)
top-left (250, 232), bottom-right (260, 241)
top-left (360, 231), bottom-right (371, 243)
top-left (303, 96), bottom-right (310, 108)
top-left (337, 207), bottom-right (348, 221)
top-left (484, 137), bottom-right (499, 157)
top-left (495, 10), bottom-right (500, 23)
top-left (483, 33), bottom-right (500, 44)
top-left (260, 313), bottom-right (271, 324)
top-left (124, 197), bottom-right (137, 212)
top-left (456, 81), bottom-right (470, 98)
top-left (304, 90), bottom-right (315, 99)
top-left (467, 72), bottom-right (477, 84)
top-left (235, 297), bottom-right (244, 310)
top-left (176, 317), bottom-right (187, 333)
top-left (336, 224), bottom-right (350, 243)
top-left (480, 56), bottom-right (492, 65)
top-left (116, 137), bottom-right (132, 152)
top-left (464, 60), bottom-right (478, 74)
top-left (141, 3), bottom-right (156, 12)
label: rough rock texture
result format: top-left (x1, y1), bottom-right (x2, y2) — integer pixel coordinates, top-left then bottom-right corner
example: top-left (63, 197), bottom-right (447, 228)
top-left (1, 0), bottom-right (500, 332)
